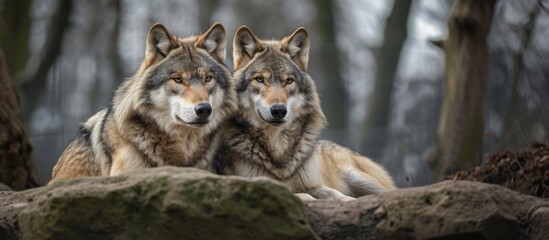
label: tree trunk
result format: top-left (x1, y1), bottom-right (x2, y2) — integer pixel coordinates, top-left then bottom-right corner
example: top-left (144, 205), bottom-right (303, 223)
top-left (19, 0), bottom-right (72, 119)
top-left (0, 0), bottom-right (32, 75)
top-left (197, 0), bottom-right (220, 30)
top-left (498, 3), bottom-right (540, 151)
top-left (428, 0), bottom-right (496, 179)
top-left (363, 0), bottom-right (412, 143)
top-left (313, 0), bottom-right (346, 130)
top-left (0, 49), bottom-right (39, 190)
top-left (107, 0), bottom-right (124, 82)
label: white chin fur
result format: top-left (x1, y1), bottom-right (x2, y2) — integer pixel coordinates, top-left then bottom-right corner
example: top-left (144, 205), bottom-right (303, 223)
top-left (254, 98), bottom-right (293, 124)
top-left (257, 106), bottom-right (275, 122)
top-left (169, 97), bottom-right (199, 124)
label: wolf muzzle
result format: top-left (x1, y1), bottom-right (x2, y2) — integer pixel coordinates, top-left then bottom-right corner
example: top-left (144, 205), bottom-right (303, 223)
top-left (194, 102), bottom-right (212, 119)
top-left (270, 104), bottom-right (287, 120)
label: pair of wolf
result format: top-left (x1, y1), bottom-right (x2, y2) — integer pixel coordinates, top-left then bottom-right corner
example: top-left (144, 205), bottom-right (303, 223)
top-left (51, 23), bottom-right (395, 200)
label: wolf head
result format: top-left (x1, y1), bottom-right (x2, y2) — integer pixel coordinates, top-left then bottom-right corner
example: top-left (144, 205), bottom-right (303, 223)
top-left (232, 26), bottom-right (326, 129)
top-left (114, 23), bottom-right (236, 133)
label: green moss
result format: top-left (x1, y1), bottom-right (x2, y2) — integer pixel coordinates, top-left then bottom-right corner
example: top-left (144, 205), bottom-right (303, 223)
top-left (18, 172), bottom-right (317, 240)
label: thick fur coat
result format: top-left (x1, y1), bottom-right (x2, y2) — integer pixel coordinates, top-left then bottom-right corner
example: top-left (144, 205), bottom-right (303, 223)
top-left (216, 26), bottom-right (395, 200)
top-left (52, 23), bottom-right (237, 180)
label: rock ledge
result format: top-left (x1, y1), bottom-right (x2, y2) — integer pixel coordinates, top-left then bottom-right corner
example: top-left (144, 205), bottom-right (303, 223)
top-left (1, 167), bottom-right (547, 240)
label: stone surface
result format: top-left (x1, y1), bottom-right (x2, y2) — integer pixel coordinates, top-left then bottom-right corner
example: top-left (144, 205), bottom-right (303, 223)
top-left (1, 168), bottom-right (548, 240)
top-left (0, 167), bottom-right (317, 240)
top-left (529, 205), bottom-right (549, 240)
top-left (304, 180), bottom-right (549, 240)
top-left (0, 182), bottom-right (12, 191)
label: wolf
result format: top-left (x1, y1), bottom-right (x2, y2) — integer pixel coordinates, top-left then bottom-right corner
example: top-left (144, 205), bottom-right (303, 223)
top-left (51, 23), bottom-right (237, 180)
top-left (214, 26), bottom-right (395, 200)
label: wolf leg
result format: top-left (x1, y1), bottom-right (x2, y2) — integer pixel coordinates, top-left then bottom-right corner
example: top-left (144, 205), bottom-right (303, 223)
top-left (294, 193), bottom-right (317, 201)
top-left (306, 186), bottom-right (354, 201)
top-left (298, 154), bottom-right (354, 201)
top-left (109, 146), bottom-right (147, 176)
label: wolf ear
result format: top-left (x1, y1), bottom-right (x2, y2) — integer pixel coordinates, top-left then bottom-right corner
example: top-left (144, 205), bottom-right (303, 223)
top-left (233, 26), bottom-right (263, 71)
top-left (146, 23), bottom-right (177, 66)
top-left (195, 23), bottom-right (227, 64)
top-left (281, 28), bottom-right (310, 71)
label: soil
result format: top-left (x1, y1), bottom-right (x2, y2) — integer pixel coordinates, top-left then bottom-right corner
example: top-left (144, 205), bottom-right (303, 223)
top-left (447, 142), bottom-right (549, 199)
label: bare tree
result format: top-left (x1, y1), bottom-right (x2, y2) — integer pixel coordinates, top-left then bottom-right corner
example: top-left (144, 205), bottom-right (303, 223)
top-left (428, 0), bottom-right (496, 179)
top-left (0, 0), bottom-right (32, 74)
top-left (107, 0), bottom-right (124, 83)
top-left (313, 0), bottom-right (346, 131)
top-left (198, 0), bottom-right (220, 30)
top-left (499, 1), bottom-right (542, 150)
top-left (363, 0), bottom-right (413, 142)
top-left (0, 49), bottom-right (38, 190)
top-left (18, 0), bottom-right (72, 119)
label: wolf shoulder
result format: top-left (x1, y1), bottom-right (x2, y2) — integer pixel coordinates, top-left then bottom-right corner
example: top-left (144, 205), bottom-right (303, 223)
top-left (51, 109), bottom-right (109, 180)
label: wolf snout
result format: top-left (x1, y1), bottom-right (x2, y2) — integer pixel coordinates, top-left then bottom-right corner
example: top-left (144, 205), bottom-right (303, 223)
top-left (270, 104), bottom-right (287, 120)
top-left (194, 103), bottom-right (212, 118)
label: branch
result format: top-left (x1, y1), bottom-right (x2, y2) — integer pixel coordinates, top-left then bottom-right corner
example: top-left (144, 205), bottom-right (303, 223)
top-left (429, 39), bottom-right (446, 50)
top-left (540, 0), bottom-right (549, 14)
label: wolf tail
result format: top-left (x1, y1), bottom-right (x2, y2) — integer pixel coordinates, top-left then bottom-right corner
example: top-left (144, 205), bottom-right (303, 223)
top-left (318, 140), bottom-right (396, 197)
top-left (344, 152), bottom-right (397, 197)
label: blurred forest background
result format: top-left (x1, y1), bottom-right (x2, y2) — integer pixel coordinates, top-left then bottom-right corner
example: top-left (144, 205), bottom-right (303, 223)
top-left (0, 0), bottom-right (548, 187)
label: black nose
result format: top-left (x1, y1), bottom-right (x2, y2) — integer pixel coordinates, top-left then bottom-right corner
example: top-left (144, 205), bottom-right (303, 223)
top-left (270, 104), bottom-right (287, 120)
top-left (194, 103), bottom-right (212, 118)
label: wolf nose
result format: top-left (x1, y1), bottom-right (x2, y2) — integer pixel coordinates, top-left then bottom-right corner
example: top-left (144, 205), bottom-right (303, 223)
top-left (194, 103), bottom-right (212, 118)
top-left (270, 104), bottom-right (287, 120)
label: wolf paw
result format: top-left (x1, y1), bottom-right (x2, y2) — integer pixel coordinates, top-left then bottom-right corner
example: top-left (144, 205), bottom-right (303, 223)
top-left (295, 193), bottom-right (317, 201)
top-left (339, 195), bottom-right (355, 202)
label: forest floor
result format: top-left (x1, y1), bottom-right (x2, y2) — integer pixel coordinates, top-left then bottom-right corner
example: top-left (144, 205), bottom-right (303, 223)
top-left (447, 142), bottom-right (549, 199)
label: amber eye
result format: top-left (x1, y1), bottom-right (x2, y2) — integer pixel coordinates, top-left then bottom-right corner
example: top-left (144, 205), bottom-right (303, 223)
top-left (286, 78), bottom-right (294, 84)
top-left (205, 76), bottom-right (213, 82)
top-left (173, 77), bottom-right (183, 83)
top-left (255, 77), bottom-right (264, 83)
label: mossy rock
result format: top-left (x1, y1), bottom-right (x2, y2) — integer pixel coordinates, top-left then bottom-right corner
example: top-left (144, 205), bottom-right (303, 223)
top-left (0, 183), bottom-right (13, 191)
top-left (3, 167), bottom-right (317, 240)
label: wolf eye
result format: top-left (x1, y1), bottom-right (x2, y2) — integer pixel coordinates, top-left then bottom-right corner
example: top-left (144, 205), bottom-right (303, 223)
top-left (286, 78), bottom-right (294, 84)
top-left (254, 77), bottom-right (264, 83)
top-left (173, 77), bottom-right (183, 83)
top-left (205, 76), bottom-right (213, 82)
